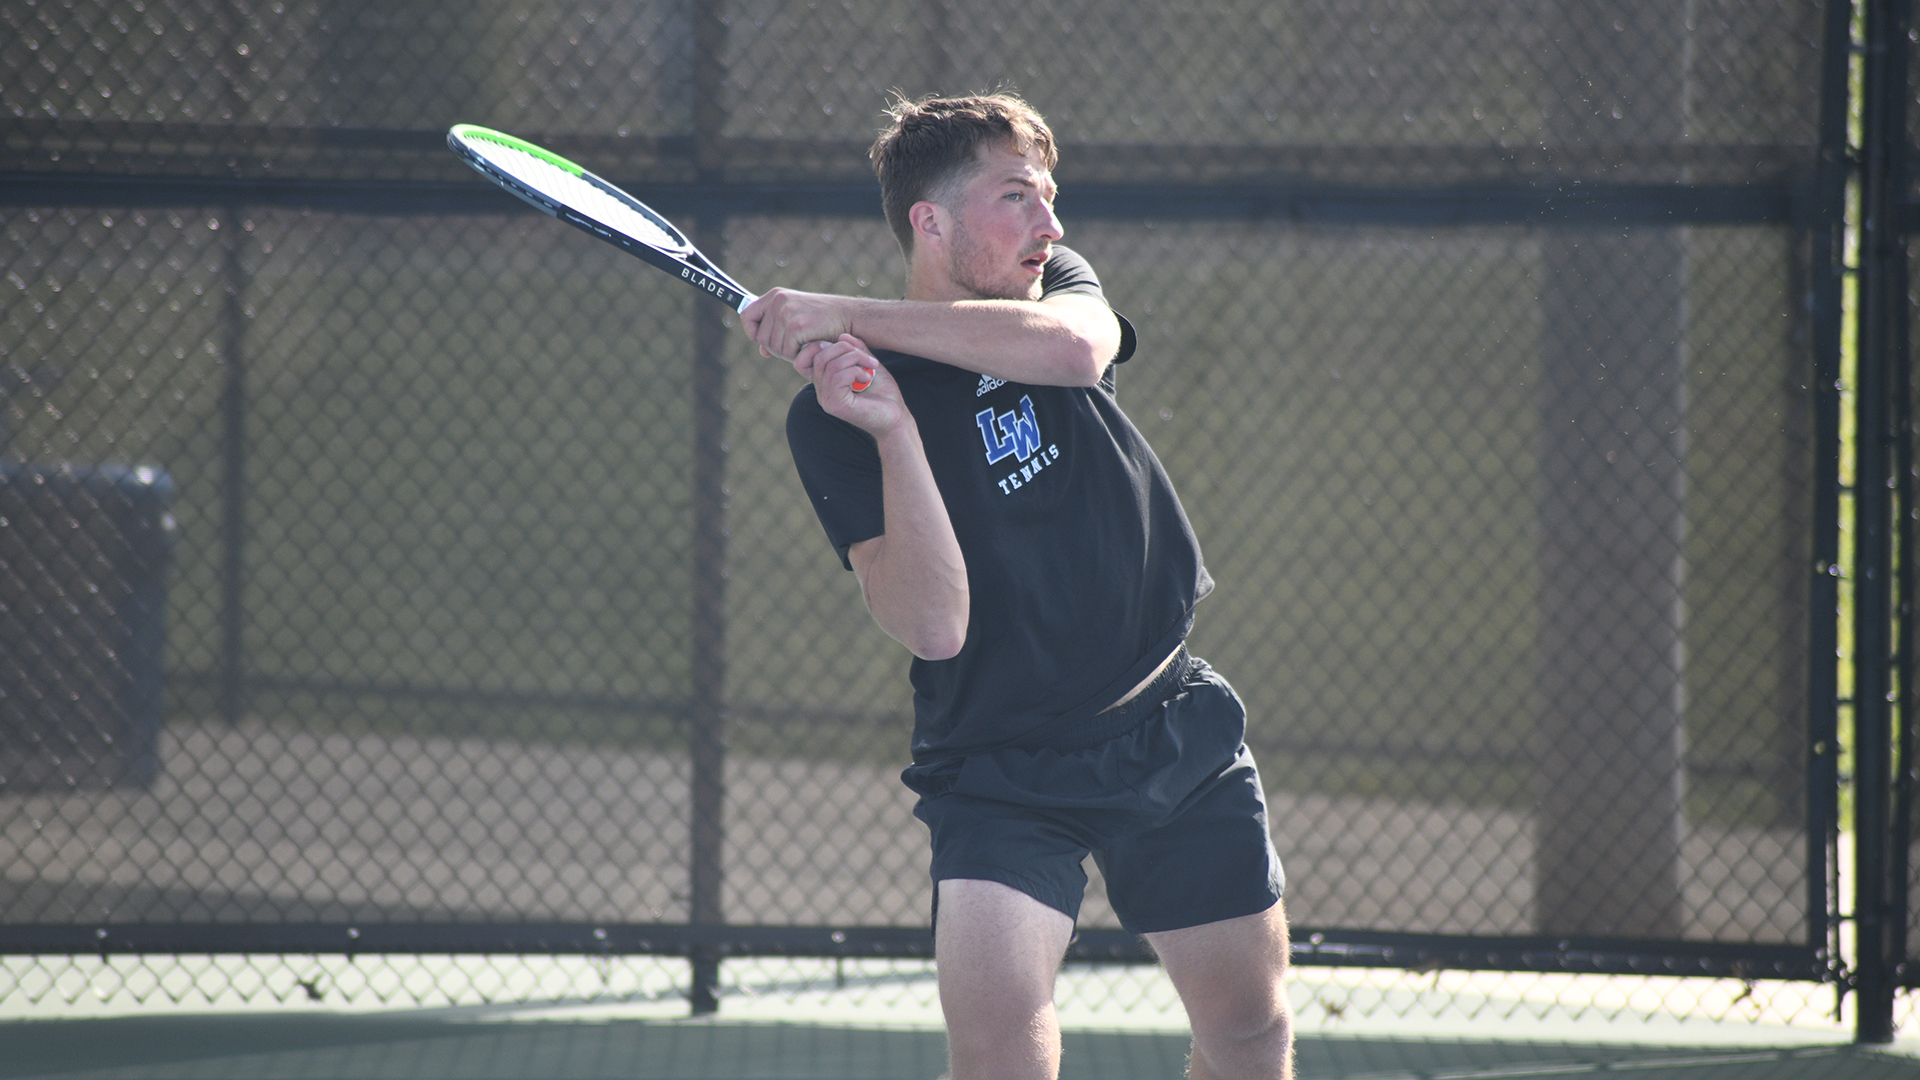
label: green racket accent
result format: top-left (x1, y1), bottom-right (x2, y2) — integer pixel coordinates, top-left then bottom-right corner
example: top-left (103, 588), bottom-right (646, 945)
top-left (450, 124), bottom-right (585, 178)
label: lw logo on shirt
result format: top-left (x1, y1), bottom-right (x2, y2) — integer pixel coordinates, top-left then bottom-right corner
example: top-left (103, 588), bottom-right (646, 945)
top-left (976, 394), bottom-right (1061, 494)
top-left (977, 395), bottom-right (1041, 464)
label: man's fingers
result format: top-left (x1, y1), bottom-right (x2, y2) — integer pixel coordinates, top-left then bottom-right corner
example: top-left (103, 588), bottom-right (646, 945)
top-left (804, 337), bottom-right (844, 369)
top-left (788, 338), bottom-right (838, 379)
top-left (815, 340), bottom-right (877, 395)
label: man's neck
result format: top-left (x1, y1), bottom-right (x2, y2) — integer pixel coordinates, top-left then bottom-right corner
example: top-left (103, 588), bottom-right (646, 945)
top-left (904, 250), bottom-right (967, 303)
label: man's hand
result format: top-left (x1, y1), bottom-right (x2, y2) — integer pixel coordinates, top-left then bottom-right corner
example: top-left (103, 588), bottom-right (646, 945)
top-left (742, 288), bottom-right (853, 361)
top-left (805, 335), bottom-right (897, 434)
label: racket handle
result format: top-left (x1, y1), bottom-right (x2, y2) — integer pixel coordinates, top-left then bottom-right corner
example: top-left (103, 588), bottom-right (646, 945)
top-left (852, 369), bottom-right (873, 393)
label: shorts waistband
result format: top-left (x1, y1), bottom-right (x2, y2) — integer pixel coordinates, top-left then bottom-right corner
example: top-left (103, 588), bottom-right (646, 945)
top-left (1030, 645), bottom-right (1196, 753)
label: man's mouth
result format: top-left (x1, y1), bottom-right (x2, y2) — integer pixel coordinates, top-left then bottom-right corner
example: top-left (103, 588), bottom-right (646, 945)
top-left (1021, 248), bottom-right (1051, 273)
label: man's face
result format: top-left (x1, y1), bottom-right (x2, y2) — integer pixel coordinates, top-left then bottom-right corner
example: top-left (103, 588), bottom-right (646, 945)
top-left (941, 142), bottom-right (1064, 301)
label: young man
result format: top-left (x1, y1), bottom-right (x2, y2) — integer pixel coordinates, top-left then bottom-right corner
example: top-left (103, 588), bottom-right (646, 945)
top-left (741, 94), bottom-right (1293, 1080)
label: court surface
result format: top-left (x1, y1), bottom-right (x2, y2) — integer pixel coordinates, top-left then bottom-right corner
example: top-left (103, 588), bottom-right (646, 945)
top-left (7, 1011), bottom-right (1920, 1079)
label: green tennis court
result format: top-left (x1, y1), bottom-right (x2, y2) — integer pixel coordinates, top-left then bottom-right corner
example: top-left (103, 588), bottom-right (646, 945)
top-left (5, 957), bottom-right (1910, 1079)
top-left (6, 1013), bottom-right (1920, 1080)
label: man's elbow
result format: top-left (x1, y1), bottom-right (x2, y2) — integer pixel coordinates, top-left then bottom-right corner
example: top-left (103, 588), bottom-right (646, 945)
top-left (897, 600), bottom-right (967, 660)
top-left (1042, 300), bottom-right (1123, 385)
top-left (907, 616), bottom-right (968, 661)
top-left (1054, 343), bottom-right (1111, 387)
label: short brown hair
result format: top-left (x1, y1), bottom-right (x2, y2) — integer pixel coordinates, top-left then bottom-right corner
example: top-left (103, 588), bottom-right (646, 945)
top-left (869, 93), bottom-right (1058, 255)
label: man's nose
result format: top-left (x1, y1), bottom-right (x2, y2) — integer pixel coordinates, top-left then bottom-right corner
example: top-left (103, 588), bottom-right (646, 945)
top-left (1036, 202), bottom-right (1064, 242)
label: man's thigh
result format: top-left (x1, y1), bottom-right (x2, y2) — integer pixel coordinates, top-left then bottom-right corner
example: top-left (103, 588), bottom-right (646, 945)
top-left (1146, 899), bottom-right (1290, 1007)
top-left (935, 878), bottom-right (1076, 1080)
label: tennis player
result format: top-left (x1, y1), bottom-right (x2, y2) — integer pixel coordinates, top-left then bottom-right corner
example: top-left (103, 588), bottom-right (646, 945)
top-left (742, 93), bottom-right (1292, 1080)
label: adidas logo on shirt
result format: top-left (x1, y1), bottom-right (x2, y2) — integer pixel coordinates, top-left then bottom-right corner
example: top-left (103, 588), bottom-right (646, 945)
top-left (976, 374), bottom-right (1006, 397)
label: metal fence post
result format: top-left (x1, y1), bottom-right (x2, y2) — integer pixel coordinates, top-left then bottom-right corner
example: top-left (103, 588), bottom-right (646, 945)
top-left (1809, 0), bottom-right (1857, 1002)
top-left (218, 203), bottom-right (249, 726)
top-left (1852, 0), bottom-right (1911, 1045)
top-left (686, 0), bottom-right (732, 1018)
top-left (1532, 2), bottom-right (1690, 939)
top-left (921, 0), bottom-right (955, 94)
top-left (688, 264), bottom-right (730, 1015)
top-left (1880, 0), bottom-right (1919, 1029)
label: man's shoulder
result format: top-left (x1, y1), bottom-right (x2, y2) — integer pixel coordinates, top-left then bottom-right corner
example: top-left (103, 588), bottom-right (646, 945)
top-left (1040, 245), bottom-right (1103, 299)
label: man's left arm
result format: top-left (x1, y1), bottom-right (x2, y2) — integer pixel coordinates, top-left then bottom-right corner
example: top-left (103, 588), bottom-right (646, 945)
top-left (745, 290), bottom-right (1123, 388)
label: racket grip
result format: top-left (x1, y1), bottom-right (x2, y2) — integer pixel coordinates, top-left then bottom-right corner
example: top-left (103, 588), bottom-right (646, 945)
top-left (852, 369), bottom-right (873, 393)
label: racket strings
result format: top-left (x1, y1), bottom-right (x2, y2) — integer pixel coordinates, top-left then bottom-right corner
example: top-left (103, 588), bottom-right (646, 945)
top-left (462, 136), bottom-right (686, 254)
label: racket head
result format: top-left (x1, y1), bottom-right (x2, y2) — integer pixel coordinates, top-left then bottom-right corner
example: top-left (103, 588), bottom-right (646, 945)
top-left (449, 124), bottom-right (694, 256)
top-left (450, 124), bottom-right (757, 311)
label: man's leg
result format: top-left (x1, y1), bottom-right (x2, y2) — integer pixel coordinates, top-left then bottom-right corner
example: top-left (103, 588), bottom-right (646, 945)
top-left (1145, 900), bottom-right (1293, 1080)
top-left (935, 878), bottom-right (1076, 1080)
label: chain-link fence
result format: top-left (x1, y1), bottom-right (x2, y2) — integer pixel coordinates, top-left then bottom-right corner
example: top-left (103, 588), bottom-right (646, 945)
top-left (3, 0), bottom-right (1840, 1019)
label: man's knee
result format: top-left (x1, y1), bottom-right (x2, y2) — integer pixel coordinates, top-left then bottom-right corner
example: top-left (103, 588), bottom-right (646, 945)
top-left (1193, 995), bottom-right (1293, 1063)
top-left (1188, 955), bottom-right (1290, 1055)
top-left (1148, 902), bottom-right (1294, 1079)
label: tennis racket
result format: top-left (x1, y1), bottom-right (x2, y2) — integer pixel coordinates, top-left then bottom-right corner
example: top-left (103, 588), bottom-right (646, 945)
top-left (449, 123), bottom-right (870, 391)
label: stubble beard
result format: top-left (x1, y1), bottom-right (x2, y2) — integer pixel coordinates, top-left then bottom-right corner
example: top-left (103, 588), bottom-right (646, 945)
top-left (946, 213), bottom-right (1043, 302)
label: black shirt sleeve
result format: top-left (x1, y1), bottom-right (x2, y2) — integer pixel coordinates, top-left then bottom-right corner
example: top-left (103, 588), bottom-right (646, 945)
top-left (786, 385), bottom-right (884, 571)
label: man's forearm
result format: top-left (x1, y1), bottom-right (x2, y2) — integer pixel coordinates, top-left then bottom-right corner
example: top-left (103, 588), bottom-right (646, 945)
top-left (749, 288), bottom-right (1122, 387)
top-left (850, 419), bottom-right (970, 661)
top-left (844, 294), bottom-right (1120, 386)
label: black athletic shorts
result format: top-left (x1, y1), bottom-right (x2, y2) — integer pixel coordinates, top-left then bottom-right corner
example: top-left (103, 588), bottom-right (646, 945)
top-left (902, 649), bottom-right (1285, 935)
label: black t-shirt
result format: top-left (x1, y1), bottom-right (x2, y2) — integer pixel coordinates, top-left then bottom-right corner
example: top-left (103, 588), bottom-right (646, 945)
top-left (785, 247), bottom-right (1213, 763)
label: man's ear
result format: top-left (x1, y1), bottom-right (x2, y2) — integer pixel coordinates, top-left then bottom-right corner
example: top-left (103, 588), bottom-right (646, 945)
top-left (908, 201), bottom-right (947, 253)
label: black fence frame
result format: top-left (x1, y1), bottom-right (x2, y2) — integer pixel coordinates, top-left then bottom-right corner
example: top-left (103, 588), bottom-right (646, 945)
top-left (1858, 0), bottom-right (1917, 1047)
top-left (3, 0), bottom-right (1901, 1038)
